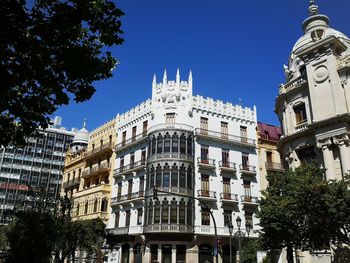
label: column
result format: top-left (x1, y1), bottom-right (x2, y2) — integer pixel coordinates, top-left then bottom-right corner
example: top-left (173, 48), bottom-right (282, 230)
top-left (334, 135), bottom-right (350, 177)
top-left (172, 244), bottom-right (176, 263)
top-left (317, 139), bottom-right (335, 180)
top-left (158, 246), bottom-right (162, 263)
top-left (129, 247), bottom-right (134, 263)
top-left (143, 246), bottom-right (151, 263)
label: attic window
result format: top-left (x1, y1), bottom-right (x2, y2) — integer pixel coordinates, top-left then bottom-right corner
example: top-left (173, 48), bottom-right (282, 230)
top-left (311, 29), bottom-right (324, 42)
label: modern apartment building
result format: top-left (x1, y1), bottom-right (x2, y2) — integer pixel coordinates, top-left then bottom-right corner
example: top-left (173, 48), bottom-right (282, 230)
top-left (256, 122), bottom-right (283, 191)
top-left (61, 119), bottom-right (117, 224)
top-left (106, 70), bottom-right (260, 263)
top-left (0, 116), bottom-right (75, 219)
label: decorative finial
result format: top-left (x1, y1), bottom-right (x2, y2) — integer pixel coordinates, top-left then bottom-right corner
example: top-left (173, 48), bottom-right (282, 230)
top-left (238, 98), bottom-right (242, 106)
top-left (308, 0), bottom-right (319, 16)
top-left (163, 69), bottom-right (167, 84)
top-left (83, 118), bottom-right (87, 129)
top-left (176, 68), bottom-right (180, 83)
top-left (188, 70), bottom-right (192, 82)
top-left (152, 74), bottom-right (156, 84)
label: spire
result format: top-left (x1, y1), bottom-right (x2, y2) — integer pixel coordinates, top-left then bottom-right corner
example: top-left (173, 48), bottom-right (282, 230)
top-left (83, 118), bottom-right (87, 129)
top-left (176, 68), bottom-right (180, 84)
top-left (152, 73), bottom-right (156, 89)
top-left (308, 0), bottom-right (319, 16)
top-left (163, 69), bottom-right (167, 85)
top-left (188, 70), bottom-right (192, 83)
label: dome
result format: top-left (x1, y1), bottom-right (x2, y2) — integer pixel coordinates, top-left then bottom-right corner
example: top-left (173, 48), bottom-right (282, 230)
top-left (72, 120), bottom-right (89, 145)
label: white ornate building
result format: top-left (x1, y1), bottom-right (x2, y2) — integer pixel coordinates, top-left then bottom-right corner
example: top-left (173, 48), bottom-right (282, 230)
top-left (106, 69), bottom-right (260, 263)
top-left (276, 0), bottom-right (350, 180)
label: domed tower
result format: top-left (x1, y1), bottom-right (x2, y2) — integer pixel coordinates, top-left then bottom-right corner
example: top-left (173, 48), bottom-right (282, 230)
top-left (71, 119), bottom-right (89, 152)
top-left (276, 0), bottom-right (350, 179)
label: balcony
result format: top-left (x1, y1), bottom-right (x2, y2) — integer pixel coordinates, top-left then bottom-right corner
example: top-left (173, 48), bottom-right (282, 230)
top-left (110, 191), bottom-right (144, 206)
top-left (113, 160), bottom-right (146, 177)
top-left (295, 120), bottom-right (308, 132)
top-left (85, 143), bottom-right (113, 160)
top-left (63, 177), bottom-right (80, 189)
top-left (106, 227), bottom-right (129, 235)
top-left (220, 193), bottom-right (239, 203)
top-left (219, 161), bottom-right (237, 174)
top-left (241, 195), bottom-right (259, 205)
top-left (115, 133), bottom-right (148, 153)
top-left (195, 128), bottom-right (256, 148)
top-left (266, 161), bottom-right (285, 172)
top-left (145, 187), bottom-right (193, 197)
top-left (239, 164), bottom-right (256, 175)
top-left (82, 162), bottom-right (111, 178)
top-left (278, 76), bottom-right (307, 95)
top-left (197, 190), bottom-right (217, 201)
top-left (144, 224), bottom-right (193, 233)
top-left (148, 152), bottom-right (193, 162)
top-left (197, 157), bottom-right (216, 170)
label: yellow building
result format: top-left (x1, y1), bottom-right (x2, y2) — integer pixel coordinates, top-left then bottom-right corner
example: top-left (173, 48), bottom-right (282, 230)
top-left (72, 119), bottom-right (116, 223)
top-left (257, 122), bottom-right (283, 190)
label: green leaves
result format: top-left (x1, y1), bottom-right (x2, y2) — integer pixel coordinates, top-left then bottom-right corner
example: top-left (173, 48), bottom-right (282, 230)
top-left (0, 0), bottom-right (124, 146)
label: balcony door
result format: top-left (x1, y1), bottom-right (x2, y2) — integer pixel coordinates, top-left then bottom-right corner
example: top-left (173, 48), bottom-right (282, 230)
top-left (128, 180), bottom-right (133, 199)
top-left (201, 174), bottom-right (209, 197)
top-left (200, 117), bottom-right (208, 134)
top-left (240, 126), bottom-right (247, 143)
top-left (243, 180), bottom-right (252, 201)
top-left (201, 145), bottom-right (209, 163)
top-left (223, 178), bottom-right (231, 199)
top-left (132, 126), bottom-right (137, 142)
top-left (221, 122), bottom-right (228, 139)
top-left (222, 149), bottom-right (229, 167)
top-left (242, 153), bottom-right (249, 170)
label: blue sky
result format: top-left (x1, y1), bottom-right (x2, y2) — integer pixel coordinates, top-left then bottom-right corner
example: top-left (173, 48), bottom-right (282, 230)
top-left (54, 0), bottom-right (350, 131)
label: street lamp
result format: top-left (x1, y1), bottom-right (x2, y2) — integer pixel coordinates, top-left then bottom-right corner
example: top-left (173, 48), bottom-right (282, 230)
top-left (228, 222), bottom-right (234, 263)
top-left (236, 216), bottom-right (242, 263)
top-left (246, 223), bottom-right (252, 237)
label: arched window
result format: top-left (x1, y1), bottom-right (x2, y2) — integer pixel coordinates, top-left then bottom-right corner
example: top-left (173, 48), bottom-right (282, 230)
top-left (149, 166), bottom-right (155, 188)
top-left (151, 136), bottom-right (156, 154)
top-left (170, 199), bottom-right (177, 224)
top-left (187, 166), bottom-right (192, 189)
top-left (163, 163), bottom-right (170, 187)
top-left (187, 135), bottom-right (192, 155)
top-left (171, 164), bottom-right (178, 188)
top-left (179, 199), bottom-right (185, 224)
top-left (154, 201), bottom-right (160, 224)
top-left (84, 200), bottom-right (89, 214)
top-left (157, 134), bottom-right (163, 154)
top-left (148, 201), bottom-right (153, 224)
top-left (101, 198), bottom-right (108, 212)
top-left (164, 133), bottom-right (171, 153)
top-left (179, 165), bottom-right (186, 188)
top-left (76, 203), bottom-right (80, 216)
top-left (93, 198), bottom-right (98, 212)
top-left (180, 134), bottom-right (186, 154)
top-left (187, 200), bottom-right (193, 225)
top-left (156, 164), bottom-right (162, 187)
top-left (162, 199), bottom-right (169, 224)
top-left (172, 133), bottom-right (179, 153)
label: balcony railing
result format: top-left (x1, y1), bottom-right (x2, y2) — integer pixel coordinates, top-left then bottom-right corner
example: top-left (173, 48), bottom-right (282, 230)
top-left (82, 162), bottom-right (111, 178)
top-left (220, 193), bottom-right (239, 202)
top-left (239, 164), bottom-right (256, 174)
top-left (63, 177), bottom-right (80, 189)
top-left (197, 157), bottom-right (215, 167)
top-left (144, 224), bottom-right (193, 233)
top-left (85, 142), bottom-right (113, 157)
top-left (295, 120), bottom-right (308, 132)
top-left (148, 152), bottom-right (193, 162)
top-left (241, 195), bottom-right (259, 204)
top-left (111, 191), bottom-right (144, 205)
top-left (219, 161), bottom-right (236, 171)
top-left (278, 76), bottom-right (307, 95)
top-left (197, 190), bottom-right (216, 199)
top-left (195, 128), bottom-right (255, 147)
top-left (115, 133), bottom-right (148, 152)
top-left (114, 160), bottom-right (146, 176)
top-left (106, 227), bottom-right (129, 235)
top-left (266, 161), bottom-right (284, 172)
top-left (145, 187), bottom-right (193, 197)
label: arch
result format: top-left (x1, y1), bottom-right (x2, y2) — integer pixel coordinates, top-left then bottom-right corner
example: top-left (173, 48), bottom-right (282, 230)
top-left (199, 243), bottom-right (213, 263)
top-left (172, 132), bottom-right (179, 153)
top-left (121, 243), bottom-right (130, 263)
top-left (157, 133), bottom-right (163, 153)
top-left (171, 163), bottom-right (178, 188)
top-left (84, 200), bottom-right (89, 215)
top-left (164, 132), bottom-right (171, 153)
top-left (163, 163), bottom-right (170, 187)
top-left (93, 198), bottom-right (98, 213)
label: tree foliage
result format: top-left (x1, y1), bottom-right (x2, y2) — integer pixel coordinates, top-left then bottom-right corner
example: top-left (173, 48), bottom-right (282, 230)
top-left (0, 0), bottom-right (124, 146)
top-left (258, 163), bottom-right (350, 263)
top-left (241, 239), bottom-right (260, 263)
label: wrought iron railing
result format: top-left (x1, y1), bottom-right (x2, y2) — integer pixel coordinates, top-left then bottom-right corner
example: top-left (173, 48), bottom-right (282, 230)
top-left (195, 128), bottom-right (255, 146)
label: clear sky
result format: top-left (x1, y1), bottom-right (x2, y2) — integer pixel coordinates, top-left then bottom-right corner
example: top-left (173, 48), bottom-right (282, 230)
top-left (54, 0), bottom-right (350, 131)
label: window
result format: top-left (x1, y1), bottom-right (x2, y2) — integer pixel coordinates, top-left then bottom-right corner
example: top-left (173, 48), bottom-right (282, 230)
top-left (294, 103), bottom-right (307, 125)
top-left (266, 151), bottom-right (272, 163)
top-left (139, 176), bottom-right (144, 192)
top-left (224, 210), bottom-right (232, 227)
top-left (162, 200), bottom-right (169, 224)
top-left (180, 135), bottom-right (186, 153)
top-left (132, 126), bottom-right (137, 141)
top-left (100, 139), bottom-right (103, 149)
top-left (242, 152), bottom-right (249, 169)
top-left (245, 212), bottom-right (253, 229)
top-left (201, 208), bottom-right (210, 225)
top-left (125, 210), bottom-right (130, 227)
top-left (164, 134), bottom-right (171, 152)
top-left (163, 164), bottom-right (170, 187)
top-left (137, 208), bottom-right (143, 225)
top-left (154, 202), bottom-right (160, 224)
top-left (117, 183), bottom-right (122, 199)
top-left (120, 158), bottom-right (124, 171)
top-left (171, 164), bottom-right (178, 188)
top-left (187, 135), bottom-right (192, 155)
top-left (101, 198), bottom-right (108, 212)
top-left (166, 113), bottom-right (175, 123)
top-left (187, 200), bottom-right (193, 225)
top-left (179, 165), bottom-right (186, 188)
top-left (141, 149), bottom-right (146, 165)
top-left (157, 134), bottom-right (163, 153)
top-left (200, 117), bottom-right (208, 133)
top-left (240, 126), bottom-right (247, 143)
top-left (143, 121), bottom-right (148, 136)
top-left (109, 135), bottom-right (112, 146)
top-left (156, 165), bottom-right (162, 187)
top-left (297, 146), bottom-right (317, 166)
top-left (130, 152), bottom-right (135, 168)
top-left (187, 166), bottom-right (192, 189)
top-left (223, 178), bottom-right (231, 196)
top-left (151, 137), bottom-right (156, 154)
top-left (222, 149), bottom-right (229, 166)
top-left (179, 201), bottom-right (185, 224)
top-left (93, 199), bottom-right (98, 212)
top-left (76, 203), bottom-right (80, 216)
top-left (243, 180), bottom-right (252, 200)
top-left (201, 174), bottom-right (209, 196)
top-left (122, 131), bottom-right (126, 146)
top-left (201, 145), bottom-right (209, 162)
top-left (150, 166), bottom-right (155, 187)
top-left (172, 133), bottom-right (179, 153)
top-left (128, 180), bottom-right (133, 198)
top-left (84, 201), bottom-right (89, 214)
top-left (115, 212), bottom-right (120, 227)
top-left (171, 201), bottom-right (177, 223)
top-left (221, 122), bottom-right (228, 138)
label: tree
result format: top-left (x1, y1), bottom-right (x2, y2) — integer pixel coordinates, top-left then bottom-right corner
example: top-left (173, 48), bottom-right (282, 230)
top-left (0, 0), bottom-right (124, 146)
top-left (241, 239), bottom-right (260, 263)
top-left (258, 163), bottom-right (350, 263)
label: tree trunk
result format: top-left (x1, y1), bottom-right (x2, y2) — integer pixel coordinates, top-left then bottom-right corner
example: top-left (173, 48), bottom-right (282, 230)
top-left (286, 245), bottom-right (294, 263)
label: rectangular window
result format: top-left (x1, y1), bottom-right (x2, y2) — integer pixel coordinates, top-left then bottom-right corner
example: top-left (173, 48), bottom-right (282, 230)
top-left (120, 158), bottom-right (124, 171)
top-left (294, 103), bottom-right (307, 125)
top-left (157, 136), bottom-right (163, 153)
top-left (222, 149), bottom-right (229, 166)
top-left (242, 152), bottom-right (249, 169)
top-left (163, 166), bottom-right (170, 187)
top-left (132, 126), bottom-right (137, 141)
top-left (179, 166), bottom-right (186, 188)
top-left (162, 203), bottom-right (169, 224)
top-left (139, 176), bottom-right (144, 193)
top-left (223, 177), bottom-right (231, 195)
top-left (171, 166), bottom-right (178, 188)
top-left (122, 131), bottom-right (126, 146)
top-left (141, 149), bottom-right (146, 165)
top-left (125, 210), bottom-right (130, 227)
top-left (171, 203), bottom-right (177, 223)
top-left (130, 152), bottom-right (135, 168)
top-left (164, 136), bottom-right (171, 152)
top-left (201, 145), bottom-right (209, 162)
top-left (128, 180), bottom-right (133, 198)
top-left (200, 117), bottom-right (208, 134)
top-left (115, 212), bottom-right (119, 228)
top-left (109, 135), bottom-right (112, 146)
top-left (221, 122), bottom-right (228, 139)
top-left (137, 208), bottom-right (143, 225)
top-left (179, 203), bottom-right (185, 224)
top-left (243, 180), bottom-right (252, 200)
top-left (117, 183), bottom-right (122, 198)
top-left (201, 208), bottom-right (210, 225)
top-left (201, 174), bottom-right (209, 195)
top-left (172, 135), bottom-right (178, 153)
top-left (266, 151), bottom-right (272, 163)
top-left (156, 167), bottom-right (162, 187)
top-left (166, 113), bottom-right (175, 123)
top-left (224, 210), bottom-right (232, 227)
top-left (180, 136), bottom-right (186, 154)
top-left (240, 126), bottom-right (247, 143)
top-left (154, 205), bottom-right (160, 224)
top-left (245, 212), bottom-right (253, 229)
top-left (143, 121), bottom-right (148, 136)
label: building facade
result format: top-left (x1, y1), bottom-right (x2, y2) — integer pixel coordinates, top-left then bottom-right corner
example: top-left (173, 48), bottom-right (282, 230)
top-left (106, 70), bottom-right (260, 263)
top-left (275, 0), bottom-right (350, 180)
top-left (0, 116), bottom-right (75, 220)
top-left (256, 122), bottom-right (283, 191)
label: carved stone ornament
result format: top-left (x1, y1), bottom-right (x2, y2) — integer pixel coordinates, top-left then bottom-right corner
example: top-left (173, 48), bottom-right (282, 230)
top-left (316, 138), bottom-right (333, 149)
top-left (333, 133), bottom-right (350, 146)
top-left (314, 65), bottom-right (329, 83)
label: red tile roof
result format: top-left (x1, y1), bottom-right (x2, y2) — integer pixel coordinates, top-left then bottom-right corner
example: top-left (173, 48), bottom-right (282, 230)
top-left (257, 122), bottom-right (281, 142)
